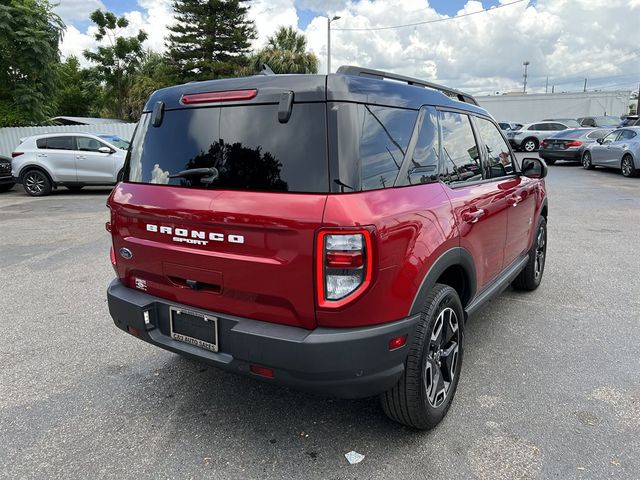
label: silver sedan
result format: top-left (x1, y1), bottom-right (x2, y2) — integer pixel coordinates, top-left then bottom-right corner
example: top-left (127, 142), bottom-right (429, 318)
top-left (582, 127), bottom-right (640, 177)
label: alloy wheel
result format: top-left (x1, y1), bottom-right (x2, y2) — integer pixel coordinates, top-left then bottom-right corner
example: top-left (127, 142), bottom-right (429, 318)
top-left (424, 307), bottom-right (460, 408)
top-left (534, 224), bottom-right (546, 280)
top-left (524, 140), bottom-right (536, 152)
top-left (583, 153), bottom-right (592, 169)
top-left (24, 172), bottom-right (45, 194)
top-left (621, 157), bottom-right (633, 177)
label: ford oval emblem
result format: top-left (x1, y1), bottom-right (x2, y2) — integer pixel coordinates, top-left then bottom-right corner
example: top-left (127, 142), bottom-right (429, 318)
top-left (119, 247), bottom-right (133, 260)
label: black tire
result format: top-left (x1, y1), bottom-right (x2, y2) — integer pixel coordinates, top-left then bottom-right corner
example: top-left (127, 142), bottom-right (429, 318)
top-left (381, 284), bottom-right (464, 430)
top-left (545, 158), bottom-right (556, 165)
top-left (22, 169), bottom-right (52, 197)
top-left (582, 151), bottom-right (594, 170)
top-left (522, 138), bottom-right (538, 152)
top-left (512, 216), bottom-right (547, 291)
top-left (0, 182), bottom-right (14, 192)
top-left (66, 185), bottom-right (84, 192)
top-left (621, 155), bottom-right (637, 177)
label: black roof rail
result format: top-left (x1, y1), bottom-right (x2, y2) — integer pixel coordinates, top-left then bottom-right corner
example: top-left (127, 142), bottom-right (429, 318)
top-left (336, 65), bottom-right (478, 106)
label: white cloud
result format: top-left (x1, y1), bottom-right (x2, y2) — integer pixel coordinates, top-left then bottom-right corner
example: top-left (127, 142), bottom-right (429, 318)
top-left (60, 0), bottom-right (640, 95)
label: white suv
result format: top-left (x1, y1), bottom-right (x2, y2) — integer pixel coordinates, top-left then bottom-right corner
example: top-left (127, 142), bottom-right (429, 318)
top-left (11, 133), bottom-right (128, 196)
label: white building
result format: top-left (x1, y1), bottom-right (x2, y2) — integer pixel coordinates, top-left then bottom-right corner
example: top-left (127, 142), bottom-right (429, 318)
top-left (476, 90), bottom-right (631, 123)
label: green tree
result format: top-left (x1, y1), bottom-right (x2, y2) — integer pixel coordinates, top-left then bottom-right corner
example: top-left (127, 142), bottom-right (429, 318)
top-left (0, 0), bottom-right (65, 126)
top-left (53, 56), bottom-right (102, 117)
top-left (83, 10), bottom-right (147, 120)
top-left (123, 51), bottom-right (174, 120)
top-left (166, 0), bottom-right (256, 82)
top-left (248, 26), bottom-right (318, 75)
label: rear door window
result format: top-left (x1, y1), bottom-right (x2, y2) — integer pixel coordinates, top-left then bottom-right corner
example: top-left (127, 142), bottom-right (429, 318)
top-left (127, 103), bottom-right (329, 192)
top-left (37, 136), bottom-right (75, 150)
top-left (439, 111), bottom-right (482, 185)
top-left (587, 130), bottom-right (608, 139)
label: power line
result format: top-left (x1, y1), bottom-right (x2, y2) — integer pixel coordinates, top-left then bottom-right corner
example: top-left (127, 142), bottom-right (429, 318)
top-left (332, 0), bottom-right (527, 32)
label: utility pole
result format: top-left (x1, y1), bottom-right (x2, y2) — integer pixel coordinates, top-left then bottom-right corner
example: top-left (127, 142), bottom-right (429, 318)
top-left (552, 85), bottom-right (555, 93)
top-left (583, 78), bottom-right (587, 92)
top-left (327, 15), bottom-right (341, 74)
top-left (636, 83), bottom-right (640, 115)
top-left (545, 76), bottom-right (549, 94)
top-left (523, 61), bottom-right (530, 93)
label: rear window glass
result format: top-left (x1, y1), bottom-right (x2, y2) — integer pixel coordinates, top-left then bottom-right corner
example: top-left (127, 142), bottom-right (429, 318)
top-left (127, 103), bottom-right (329, 193)
top-left (550, 129), bottom-right (584, 139)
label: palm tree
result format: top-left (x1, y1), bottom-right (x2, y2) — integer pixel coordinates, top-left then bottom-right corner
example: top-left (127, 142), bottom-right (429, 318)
top-left (248, 26), bottom-right (318, 74)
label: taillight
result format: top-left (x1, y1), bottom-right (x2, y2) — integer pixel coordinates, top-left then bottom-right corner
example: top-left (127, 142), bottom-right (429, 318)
top-left (180, 89), bottom-right (257, 105)
top-left (11, 152), bottom-right (23, 158)
top-left (566, 140), bottom-right (583, 147)
top-left (316, 230), bottom-right (373, 308)
top-left (540, 140), bottom-right (546, 147)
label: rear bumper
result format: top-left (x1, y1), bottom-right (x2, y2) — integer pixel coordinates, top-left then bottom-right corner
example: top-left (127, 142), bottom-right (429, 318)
top-left (539, 150), bottom-right (582, 161)
top-left (107, 279), bottom-right (420, 398)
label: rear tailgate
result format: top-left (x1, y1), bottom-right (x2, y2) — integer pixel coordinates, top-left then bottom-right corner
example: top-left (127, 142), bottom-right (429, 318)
top-left (109, 185), bottom-right (326, 329)
top-left (109, 78), bottom-right (330, 329)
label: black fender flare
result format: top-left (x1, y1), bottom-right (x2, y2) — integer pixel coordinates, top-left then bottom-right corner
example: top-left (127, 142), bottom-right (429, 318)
top-left (408, 247), bottom-right (477, 317)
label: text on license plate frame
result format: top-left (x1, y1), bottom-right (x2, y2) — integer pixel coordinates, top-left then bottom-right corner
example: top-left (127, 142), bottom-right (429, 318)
top-left (169, 306), bottom-right (218, 352)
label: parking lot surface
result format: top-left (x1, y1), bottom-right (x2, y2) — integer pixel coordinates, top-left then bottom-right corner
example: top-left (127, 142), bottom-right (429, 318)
top-left (1, 157), bottom-right (639, 479)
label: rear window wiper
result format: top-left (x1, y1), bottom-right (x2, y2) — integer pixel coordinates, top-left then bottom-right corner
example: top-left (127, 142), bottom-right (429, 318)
top-left (169, 167), bottom-right (219, 184)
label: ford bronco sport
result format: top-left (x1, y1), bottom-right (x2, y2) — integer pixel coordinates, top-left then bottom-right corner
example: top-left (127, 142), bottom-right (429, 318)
top-left (106, 66), bottom-right (548, 430)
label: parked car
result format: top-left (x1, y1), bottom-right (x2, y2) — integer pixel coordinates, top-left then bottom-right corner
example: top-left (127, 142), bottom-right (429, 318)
top-left (11, 133), bottom-right (127, 196)
top-left (106, 66), bottom-right (549, 430)
top-left (539, 128), bottom-right (612, 164)
top-left (0, 155), bottom-right (15, 192)
top-left (577, 116), bottom-right (621, 128)
top-left (507, 121), bottom-right (573, 152)
top-left (619, 115), bottom-right (639, 127)
top-left (582, 127), bottom-right (640, 177)
top-left (542, 118), bottom-right (581, 128)
top-left (499, 121), bottom-right (523, 131)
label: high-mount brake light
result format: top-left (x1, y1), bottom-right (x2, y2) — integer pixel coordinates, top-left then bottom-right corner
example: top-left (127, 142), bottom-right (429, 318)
top-left (180, 89), bottom-right (258, 105)
top-left (316, 230), bottom-right (373, 308)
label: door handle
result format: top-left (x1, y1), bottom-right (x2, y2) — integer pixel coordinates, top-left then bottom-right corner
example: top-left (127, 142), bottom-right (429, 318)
top-left (510, 195), bottom-right (523, 207)
top-left (37, 154), bottom-right (47, 157)
top-left (77, 155), bottom-right (86, 159)
top-left (462, 209), bottom-right (486, 224)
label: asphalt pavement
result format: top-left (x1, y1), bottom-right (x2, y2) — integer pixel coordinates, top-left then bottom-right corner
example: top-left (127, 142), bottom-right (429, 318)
top-left (1, 156), bottom-right (639, 479)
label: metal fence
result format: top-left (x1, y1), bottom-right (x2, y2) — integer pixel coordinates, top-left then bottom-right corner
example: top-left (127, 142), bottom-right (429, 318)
top-left (0, 123), bottom-right (137, 157)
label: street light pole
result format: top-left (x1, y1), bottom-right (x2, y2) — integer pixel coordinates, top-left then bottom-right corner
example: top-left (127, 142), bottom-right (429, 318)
top-left (523, 61), bottom-right (530, 94)
top-left (327, 15), bottom-right (341, 74)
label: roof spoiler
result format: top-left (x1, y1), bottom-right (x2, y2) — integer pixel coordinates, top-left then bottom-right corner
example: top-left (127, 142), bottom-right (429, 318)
top-left (336, 65), bottom-right (478, 106)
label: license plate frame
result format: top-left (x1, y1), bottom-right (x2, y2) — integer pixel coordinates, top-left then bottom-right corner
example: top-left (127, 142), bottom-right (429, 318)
top-left (169, 306), bottom-right (218, 352)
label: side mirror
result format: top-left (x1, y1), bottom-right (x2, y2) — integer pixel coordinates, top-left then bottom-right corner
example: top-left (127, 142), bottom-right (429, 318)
top-left (521, 157), bottom-right (548, 179)
top-left (596, 138), bottom-right (604, 144)
top-left (98, 146), bottom-right (113, 154)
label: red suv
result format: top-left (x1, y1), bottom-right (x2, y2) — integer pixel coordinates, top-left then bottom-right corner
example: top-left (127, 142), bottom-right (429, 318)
top-left (107, 66), bottom-right (548, 429)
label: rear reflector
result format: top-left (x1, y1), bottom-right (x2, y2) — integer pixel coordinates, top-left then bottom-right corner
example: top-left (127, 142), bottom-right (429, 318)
top-left (325, 251), bottom-right (364, 268)
top-left (181, 89), bottom-right (258, 105)
top-left (388, 335), bottom-right (407, 351)
top-left (127, 326), bottom-right (140, 337)
top-left (110, 247), bottom-right (116, 266)
top-left (11, 152), bottom-right (23, 158)
top-left (250, 365), bottom-right (274, 378)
